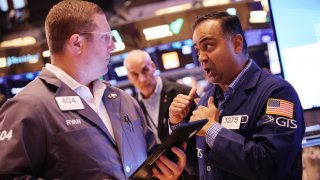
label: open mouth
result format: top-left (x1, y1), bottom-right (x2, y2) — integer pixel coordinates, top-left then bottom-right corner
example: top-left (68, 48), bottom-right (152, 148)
top-left (204, 67), bottom-right (212, 76)
top-left (204, 67), bottom-right (217, 78)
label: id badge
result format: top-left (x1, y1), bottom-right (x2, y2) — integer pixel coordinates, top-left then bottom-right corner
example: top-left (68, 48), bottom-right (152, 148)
top-left (55, 96), bottom-right (84, 111)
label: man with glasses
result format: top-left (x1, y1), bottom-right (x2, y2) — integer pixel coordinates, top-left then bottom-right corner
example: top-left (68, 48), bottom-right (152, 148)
top-left (0, 1), bottom-right (186, 179)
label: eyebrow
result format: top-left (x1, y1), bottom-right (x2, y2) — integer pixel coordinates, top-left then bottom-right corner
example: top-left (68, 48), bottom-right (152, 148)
top-left (128, 65), bottom-right (148, 74)
top-left (141, 65), bottom-right (149, 71)
top-left (193, 36), bottom-right (214, 48)
top-left (200, 36), bottom-right (216, 44)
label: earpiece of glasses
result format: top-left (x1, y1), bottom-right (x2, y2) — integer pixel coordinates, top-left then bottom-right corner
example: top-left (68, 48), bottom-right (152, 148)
top-left (79, 31), bottom-right (113, 44)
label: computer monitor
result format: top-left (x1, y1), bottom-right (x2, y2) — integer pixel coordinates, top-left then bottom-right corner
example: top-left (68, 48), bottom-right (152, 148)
top-left (0, 71), bottom-right (40, 99)
top-left (248, 43), bottom-right (270, 70)
top-left (269, 0), bottom-right (320, 110)
top-left (105, 53), bottom-right (129, 84)
top-left (150, 39), bottom-right (199, 72)
top-left (245, 28), bottom-right (274, 47)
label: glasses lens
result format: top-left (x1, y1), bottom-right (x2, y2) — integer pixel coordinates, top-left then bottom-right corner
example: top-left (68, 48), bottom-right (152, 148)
top-left (103, 32), bottom-right (113, 45)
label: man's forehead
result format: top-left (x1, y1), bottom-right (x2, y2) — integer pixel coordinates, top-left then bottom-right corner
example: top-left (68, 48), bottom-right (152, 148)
top-left (197, 19), bottom-right (222, 33)
top-left (193, 21), bottom-right (223, 42)
top-left (92, 13), bottom-right (111, 31)
top-left (127, 58), bottom-right (144, 68)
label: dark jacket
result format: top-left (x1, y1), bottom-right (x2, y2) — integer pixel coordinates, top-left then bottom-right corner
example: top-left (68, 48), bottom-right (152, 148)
top-left (187, 61), bottom-right (305, 180)
top-left (0, 68), bottom-right (156, 179)
top-left (137, 77), bottom-right (196, 142)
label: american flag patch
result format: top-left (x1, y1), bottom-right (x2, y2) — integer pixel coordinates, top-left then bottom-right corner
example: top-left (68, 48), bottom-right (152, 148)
top-left (266, 98), bottom-right (294, 118)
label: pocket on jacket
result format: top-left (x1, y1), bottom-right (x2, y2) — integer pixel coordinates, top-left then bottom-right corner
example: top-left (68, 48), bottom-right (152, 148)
top-left (55, 127), bottom-right (116, 176)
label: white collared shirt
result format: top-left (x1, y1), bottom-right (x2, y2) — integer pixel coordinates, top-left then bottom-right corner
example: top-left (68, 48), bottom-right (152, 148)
top-left (138, 77), bottom-right (162, 143)
top-left (46, 63), bottom-right (114, 139)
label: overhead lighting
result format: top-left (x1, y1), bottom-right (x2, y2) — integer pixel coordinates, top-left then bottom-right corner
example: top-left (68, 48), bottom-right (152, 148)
top-left (42, 50), bottom-right (50, 58)
top-left (169, 18), bottom-right (184, 35)
top-left (111, 30), bottom-right (126, 53)
top-left (182, 76), bottom-right (193, 86)
top-left (249, 10), bottom-right (268, 23)
top-left (0, 36), bottom-right (36, 48)
top-left (155, 3), bottom-right (192, 16)
top-left (0, 57), bottom-right (6, 68)
top-left (226, 8), bottom-right (237, 15)
top-left (0, 53), bottom-right (39, 68)
top-left (142, 18), bottom-right (184, 41)
top-left (112, 30), bottom-right (122, 42)
top-left (143, 25), bottom-right (173, 41)
top-left (203, 0), bottom-right (231, 7)
top-left (112, 42), bottom-right (125, 53)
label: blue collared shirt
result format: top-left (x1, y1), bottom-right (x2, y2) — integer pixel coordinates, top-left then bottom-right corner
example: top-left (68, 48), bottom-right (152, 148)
top-left (206, 59), bottom-right (253, 148)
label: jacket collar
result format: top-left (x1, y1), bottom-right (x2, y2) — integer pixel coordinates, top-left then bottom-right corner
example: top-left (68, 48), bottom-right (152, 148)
top-left (38, 68), bottom-right (117, 145)
top-left (158, 77), bottom-right (176, 141)
top-left (216, 61), bottom-right (262, 116)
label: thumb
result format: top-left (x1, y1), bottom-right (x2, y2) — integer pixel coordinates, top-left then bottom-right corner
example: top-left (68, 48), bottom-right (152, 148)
top-left (188, 87), bottom-right (197, 99)
top-left (207, 96), bottom-right (216, 108)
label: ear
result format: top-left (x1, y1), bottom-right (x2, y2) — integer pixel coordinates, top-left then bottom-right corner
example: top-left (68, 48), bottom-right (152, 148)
top-left (233, 34), bottom-right (243, 54)
top-left (68, 34), bottom-right (83, 54)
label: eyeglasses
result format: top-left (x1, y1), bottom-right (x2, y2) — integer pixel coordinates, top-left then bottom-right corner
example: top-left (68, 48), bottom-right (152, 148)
top-left (79, 31), bottom-right (113, 45)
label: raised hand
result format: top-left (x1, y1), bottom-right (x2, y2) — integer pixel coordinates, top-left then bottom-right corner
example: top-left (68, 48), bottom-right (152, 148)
top-left (190, 97), bottom-right (219, 136)
top-left (169, 87), bottom-right (197, 124)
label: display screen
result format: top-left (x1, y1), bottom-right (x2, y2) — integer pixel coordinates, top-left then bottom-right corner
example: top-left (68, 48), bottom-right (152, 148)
top-left (162, 51), bottom-right (180, 70)
top-left (151, 39), bottom-right (198, 72)
top-left (105, 53), bottom-right (129, 83)
top-left (245, 28), bottom-right (274, 47)
top-left (269, 0), bottom-right (320, 110)
top-left (0, 71), bottom-right (40, 99)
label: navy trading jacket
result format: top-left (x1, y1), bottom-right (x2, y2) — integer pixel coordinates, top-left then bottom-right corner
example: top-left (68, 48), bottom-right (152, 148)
top-left (0, 68), bottom-right (156, 179)
top-left (187, 61), bottom-right (305, 180)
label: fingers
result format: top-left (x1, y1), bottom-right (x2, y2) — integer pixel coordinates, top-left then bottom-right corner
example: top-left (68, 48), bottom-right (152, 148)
top-left (173, 94), bottom-right (194, 105)
top-left (171, 145), bottom-right (186, 169)
top-left (207, 96), bottom-right (215, 108)
top-left (154, 157), bottom-right (174, 179)
top-left (188, 87), bottom-right (197, 99)
top-left (170, 99), bottom-right (191, 114)
top-left (169, 91), bottom-right (196, 124)
top-left (152, 146), bottom-right (186, 180)
top-left (190, 105), bottom-right (206, 121)
top-left (181, 142), bottom-right (187, 151)
top-left (169, 108), bottom-right (187, 122)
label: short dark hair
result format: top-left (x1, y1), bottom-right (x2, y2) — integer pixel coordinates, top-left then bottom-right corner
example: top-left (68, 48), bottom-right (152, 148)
top-left (192, 11), bottom-right (248, 56)
top-left (45, 0), bottom-right (105, 54)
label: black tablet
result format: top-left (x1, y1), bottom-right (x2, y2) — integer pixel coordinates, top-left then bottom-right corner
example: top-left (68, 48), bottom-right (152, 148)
top-left (129, 119), bottom-right (208, 179)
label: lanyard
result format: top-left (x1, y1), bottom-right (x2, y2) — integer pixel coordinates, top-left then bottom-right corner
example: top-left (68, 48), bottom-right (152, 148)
top-left (138, 100), bottom-right (158, 130)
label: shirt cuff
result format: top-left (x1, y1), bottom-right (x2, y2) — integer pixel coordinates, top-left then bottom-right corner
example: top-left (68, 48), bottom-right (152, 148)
top-left (169, 119), bottom-right (185, 133)
top-left (206, 123), bottom-right (223, 148)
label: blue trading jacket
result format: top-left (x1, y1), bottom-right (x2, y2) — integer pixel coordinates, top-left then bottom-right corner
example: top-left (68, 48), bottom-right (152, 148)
top-left (187, 61), bottom-right (305, 180)
top-left (0, 68), bottom-right (156, 179)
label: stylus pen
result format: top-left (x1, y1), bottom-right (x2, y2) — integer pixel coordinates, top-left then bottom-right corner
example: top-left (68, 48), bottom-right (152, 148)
top-left (125, 114), bottom-right (134, 132)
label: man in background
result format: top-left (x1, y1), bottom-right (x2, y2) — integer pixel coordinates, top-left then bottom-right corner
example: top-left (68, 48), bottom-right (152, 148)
top-left (124, 49), bottom-right (196, 144)
top-left (169, 11), bottom-right (305, 179)
top-left (0, 1), bottom-right (186, 179)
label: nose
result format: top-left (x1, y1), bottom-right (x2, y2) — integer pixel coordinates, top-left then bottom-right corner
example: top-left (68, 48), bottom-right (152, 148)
top-left (198, 51), bottom-right (208, 64)
top-left (138, 74), bottom-right (146, 82)
top-left (109, 40), bottom-right (116, 51)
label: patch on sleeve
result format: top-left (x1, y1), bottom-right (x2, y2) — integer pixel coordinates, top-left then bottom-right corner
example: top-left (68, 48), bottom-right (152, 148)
top-left (266, 98), bottom-right (294, 118)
